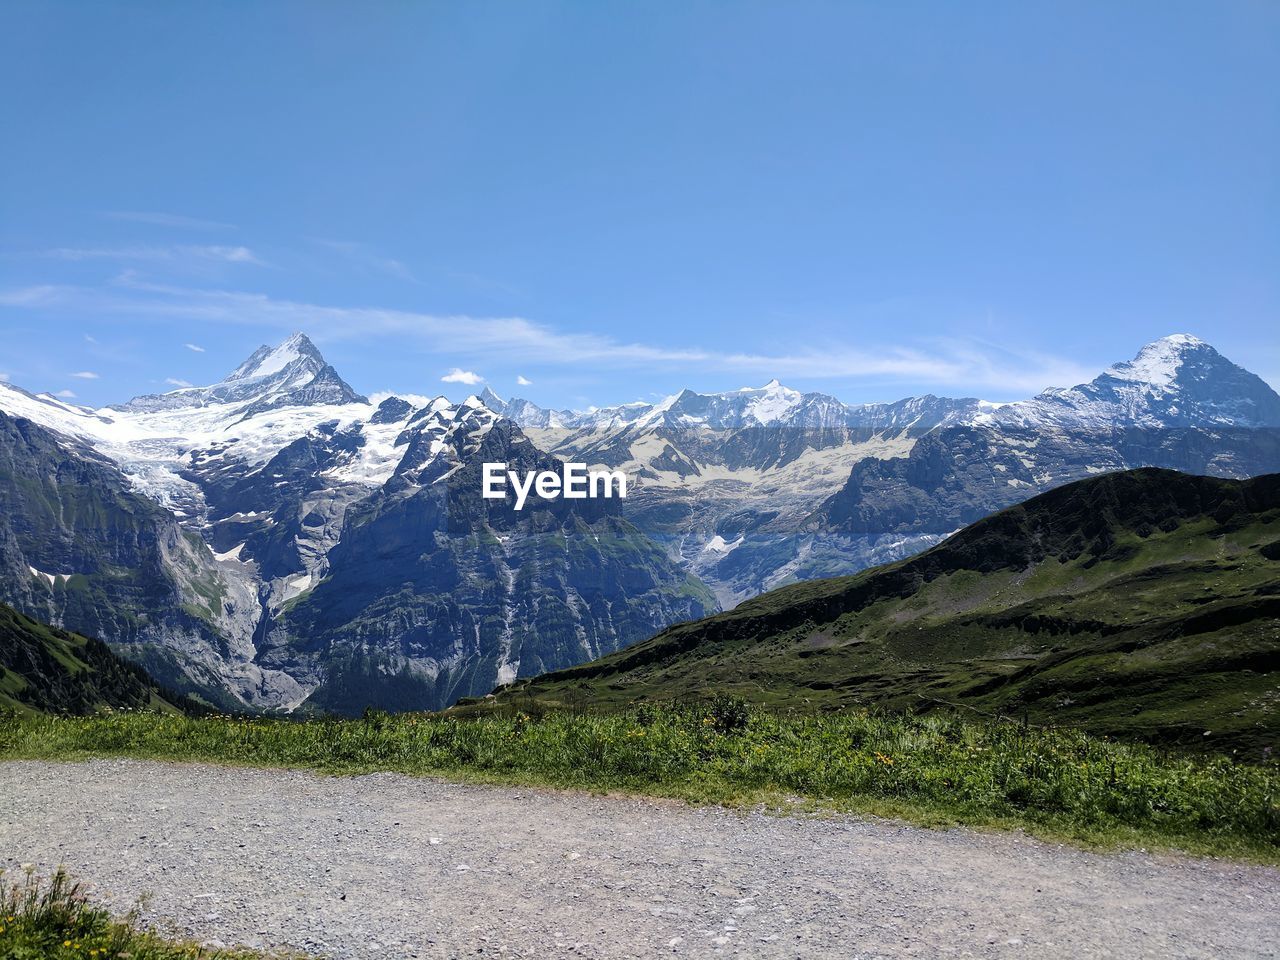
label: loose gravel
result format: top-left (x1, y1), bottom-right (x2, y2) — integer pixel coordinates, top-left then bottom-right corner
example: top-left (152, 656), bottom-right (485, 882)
top-left (0, 759), bottom-right (1276, 959)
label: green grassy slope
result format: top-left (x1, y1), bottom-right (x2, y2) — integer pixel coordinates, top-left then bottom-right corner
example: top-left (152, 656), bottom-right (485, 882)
top-left (0, 601), bottom-right (190, 715)
top-left (479, 469), bottom-right (1280, 756)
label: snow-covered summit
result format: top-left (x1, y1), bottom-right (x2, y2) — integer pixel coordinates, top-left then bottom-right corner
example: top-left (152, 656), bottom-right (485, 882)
top-left (227, 331), bottom-right (325, 381)
top-left (477, 386), bottom-right (506, 410)
top-left (115, 331), bottom-right (365, 415)
top-left (1106, 334), bottom-right (1208, 387)
top-left (735, 380), bottom-right (805, 425)
top-left (0, 334), bottom-right (418, 517)
top-left (984, 334), bottom-right (1280, 430)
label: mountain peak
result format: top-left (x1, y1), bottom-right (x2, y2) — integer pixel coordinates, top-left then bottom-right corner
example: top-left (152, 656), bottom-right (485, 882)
top-left (1152, 332), bottom-right (1206, 348)
top-left (1004, 334), bottom-right (1280, 429)
top-left (112, 331), bottom-right (365, 414)
top-left (228, 332), bottom-right (326, 383)
top-left (736, 378), bottom-right (792, 393)
top-left (478, 387), bottom-right (507, 410)
top-left (1106, 334), bottom-right (1217, 387)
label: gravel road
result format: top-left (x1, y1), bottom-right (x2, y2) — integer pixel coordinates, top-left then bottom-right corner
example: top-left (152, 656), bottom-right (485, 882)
top-left (0, 759), bottom-right (1275, 959)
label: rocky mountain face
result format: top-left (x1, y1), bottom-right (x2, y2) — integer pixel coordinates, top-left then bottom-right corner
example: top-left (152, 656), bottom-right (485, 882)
top-left (0, 412), bottom-right (266, 708)
top-left (487, 383), bottom-right (981, 606)
top-left (0, 332), bottom-right (1276, 712)
top-left (0, 335), bottom-right (712, 711)
top-left (269, 411), bottom-right (712, 713)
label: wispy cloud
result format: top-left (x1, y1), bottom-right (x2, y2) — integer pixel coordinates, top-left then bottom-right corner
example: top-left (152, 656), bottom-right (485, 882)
top-left (0, 286), bottom-right (68, 306)
top-left (43, 245), bottom-right (266, 266)
top-left (70, 371), bottom-right (99, 379)
top-left (0, 373), bottom-right (9, 382)
top-left (184, 342), bottom-right (206, 352)
top-left (310, 239), bottom-right (417, 282)
top-left (53, 389), bottom-right (76, 399)
top-left (165, 377), bottom-right (193, 388)
top-left (46, 246), bottom-right (167, 261)
top-left (516, 375), bottom-right (533, 386)
top-left (442, 368), bottom-right (484, 385)
top-left (83, 334), bottom-right (98, 344)
top-left (102, 211), bottom-right (235, 231)
top-left (199, 246), bottom-right (262, 264)
top-left (0, 278), bottom-right (1100, 395)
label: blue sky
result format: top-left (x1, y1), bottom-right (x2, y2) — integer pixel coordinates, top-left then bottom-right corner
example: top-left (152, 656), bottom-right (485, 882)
top-left (1, 1), bottom-right (1277, 409)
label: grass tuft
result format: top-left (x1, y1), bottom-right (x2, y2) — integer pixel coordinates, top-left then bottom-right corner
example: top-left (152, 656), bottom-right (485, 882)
top-left (0, 867), bottom-right (275, 959)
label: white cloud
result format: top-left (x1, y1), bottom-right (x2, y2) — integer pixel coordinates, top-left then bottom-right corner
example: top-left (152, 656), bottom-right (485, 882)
top-left (184, 342), bottom-right (206, 352)
top-left (0, 373), bottom-right (9, 382)
top-left (165, 377), bottom-right (193, 388)
top-left (54, 389), bottom-right (76, 398)
top-left (70, 371), bottom-right (99, 379)
top-left (83, 334), bottom-right (98, 344)
top-left (442, 368), bottom-right (484, 385)
top-left (516, 375), bottom-right (533, 386)
top-left (103, 210), bottom-right (235, 231)
top-left (0, 278), bottom-right (1102, 395)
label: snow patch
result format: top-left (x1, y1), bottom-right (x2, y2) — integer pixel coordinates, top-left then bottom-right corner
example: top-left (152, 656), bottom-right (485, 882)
top-left (29, 566), bottom-right (75, 585)
top-left (702, 534), bottom-right (744, 555)
top-left (213, 543), bottom-right (245, 562)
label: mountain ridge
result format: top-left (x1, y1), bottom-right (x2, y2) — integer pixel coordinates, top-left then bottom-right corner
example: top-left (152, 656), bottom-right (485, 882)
top-left (1, 332), bottom-right (1278, 713)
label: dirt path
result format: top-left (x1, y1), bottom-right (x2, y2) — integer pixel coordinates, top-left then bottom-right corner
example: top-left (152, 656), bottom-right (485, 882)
top-left (0, 759), bottom-right (1275, 959)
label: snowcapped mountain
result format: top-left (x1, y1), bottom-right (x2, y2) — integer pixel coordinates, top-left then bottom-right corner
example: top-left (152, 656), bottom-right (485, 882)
top-left (0, 334), bottom-right (713, 711)
top-left (0, 330), bottom-right (1276, 708)
top-left (793, 335), bottom-right (1280, 602)
top-left (0, 333), bottom-right (387, 520)
top-left (489, 379), bottom-right (979, 435)
top-left (478, 383), bottom-right (978, 605)
top-left (984, 334), bottom-right (1280, 431)
top-left (115, 332), bottom-right (367, 415)
top-left (467, 335), bottom-right (1280, 606)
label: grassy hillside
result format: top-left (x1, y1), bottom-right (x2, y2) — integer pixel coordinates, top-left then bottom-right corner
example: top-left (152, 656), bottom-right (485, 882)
top-left (0, 602), bottom-right (191, 715)
top-left (476, 469), bottom-right (1280, 756)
